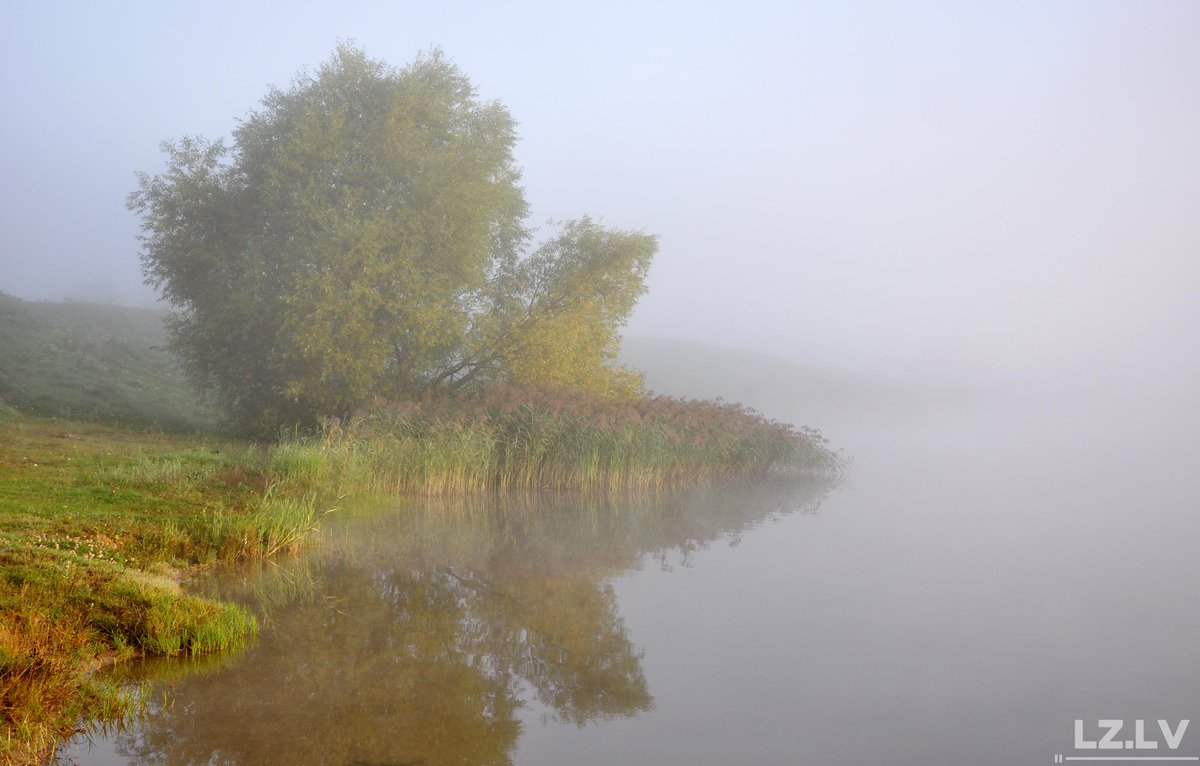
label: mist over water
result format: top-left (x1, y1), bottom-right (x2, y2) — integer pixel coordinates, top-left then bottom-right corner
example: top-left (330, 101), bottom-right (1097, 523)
top-left (60, 377), bottom-right (1200, 765)
top-left (514, 384), bottom-right (1200, 765)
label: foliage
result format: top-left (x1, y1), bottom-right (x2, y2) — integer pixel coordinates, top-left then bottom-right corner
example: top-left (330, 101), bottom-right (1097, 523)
top-left (464, 218), bottom-right (654, 398)
top-left (130, 44), bottom-right (655, 435)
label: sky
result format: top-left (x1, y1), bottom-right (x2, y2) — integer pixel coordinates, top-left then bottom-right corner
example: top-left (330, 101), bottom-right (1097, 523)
top-left (1, 0), bottom-right (1197, 388)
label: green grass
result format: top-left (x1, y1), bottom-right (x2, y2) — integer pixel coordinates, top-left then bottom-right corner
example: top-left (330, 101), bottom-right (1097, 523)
top-left (0, 292), bottom-right (214, 431)
top-left (0, 418), bottom-right (320, 765)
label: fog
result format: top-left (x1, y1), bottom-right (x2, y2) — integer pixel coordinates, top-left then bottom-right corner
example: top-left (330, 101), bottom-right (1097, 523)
top-left (10, 7), bottom-right (1199, 761)
top-left (2, 1), bottom-right (1197, 392)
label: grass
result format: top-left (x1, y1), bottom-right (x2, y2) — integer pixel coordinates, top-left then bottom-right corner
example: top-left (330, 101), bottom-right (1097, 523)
top-left (0, 418), bottom-right (321, 765)
top-left (276, 384), bottom-right (845, 497)
top-left (0, 292), bottom-right (214, 431)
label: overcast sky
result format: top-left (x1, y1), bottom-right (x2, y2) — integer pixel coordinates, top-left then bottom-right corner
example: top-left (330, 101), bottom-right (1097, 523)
top-left (1, 1), bottom-right (1197, 387)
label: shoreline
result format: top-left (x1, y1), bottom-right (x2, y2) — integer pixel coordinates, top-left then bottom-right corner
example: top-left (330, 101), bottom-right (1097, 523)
top-left (0, 400), bottom-right (840, 764)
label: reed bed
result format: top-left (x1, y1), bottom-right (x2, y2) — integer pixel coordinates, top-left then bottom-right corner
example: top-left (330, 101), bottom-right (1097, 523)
top-left (276, 385), bottom-right (843, 496)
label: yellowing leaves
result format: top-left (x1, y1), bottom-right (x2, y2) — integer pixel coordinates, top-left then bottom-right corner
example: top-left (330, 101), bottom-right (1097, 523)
top-left (131, 46), bottom-right (654, 435)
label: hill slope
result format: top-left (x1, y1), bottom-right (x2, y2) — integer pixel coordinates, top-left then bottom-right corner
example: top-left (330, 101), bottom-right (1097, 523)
top-left (619, 336), bottom-right (966, 430)
top-left (0, 293), bottom-right (214, 430)
top-left (0, 293), bottom-right (959, 435)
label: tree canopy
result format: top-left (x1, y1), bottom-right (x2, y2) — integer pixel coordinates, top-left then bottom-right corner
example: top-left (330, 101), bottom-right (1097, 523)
top-left (130, 44), bottom-right (655, 434)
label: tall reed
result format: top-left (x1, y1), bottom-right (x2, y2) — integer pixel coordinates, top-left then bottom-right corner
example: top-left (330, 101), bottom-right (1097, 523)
top-left (274, 385), bottom-right (843, 496)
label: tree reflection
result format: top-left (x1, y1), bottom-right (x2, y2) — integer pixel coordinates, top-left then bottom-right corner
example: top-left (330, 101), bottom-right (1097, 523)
top-left (111, 479), bottom-right (833, 766)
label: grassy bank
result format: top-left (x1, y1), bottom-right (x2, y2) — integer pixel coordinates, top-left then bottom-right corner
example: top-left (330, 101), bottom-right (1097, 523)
top-left (0, 419), bottom-right (321, 765)
top-left (0, 385), bottom-right (841, 763)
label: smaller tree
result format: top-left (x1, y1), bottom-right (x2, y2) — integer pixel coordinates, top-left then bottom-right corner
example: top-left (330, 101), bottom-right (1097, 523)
top-left (445, 219), bottom-right (655, 398)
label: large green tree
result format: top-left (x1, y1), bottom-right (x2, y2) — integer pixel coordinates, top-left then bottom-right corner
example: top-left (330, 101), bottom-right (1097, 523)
top-left (130, 45), bottom-right (655, 434)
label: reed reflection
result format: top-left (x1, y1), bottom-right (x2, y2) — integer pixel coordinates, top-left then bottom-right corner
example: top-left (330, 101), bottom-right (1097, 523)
top-left (109, 479), bottom-right (833, 766)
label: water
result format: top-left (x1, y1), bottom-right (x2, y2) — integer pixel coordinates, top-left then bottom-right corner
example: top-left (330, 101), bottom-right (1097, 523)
top-left (59, 388), bottom-right (1200, 765)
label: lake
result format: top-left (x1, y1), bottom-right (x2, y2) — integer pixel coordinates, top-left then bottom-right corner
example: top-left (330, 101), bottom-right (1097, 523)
top-left (59, 386), bottom-right (1200, 765)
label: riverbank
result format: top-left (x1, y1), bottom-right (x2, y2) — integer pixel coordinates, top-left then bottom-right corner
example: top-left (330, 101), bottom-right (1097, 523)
top-left (0, 391), bottom-right (840, 764)
top-left (0, 418), bottom-right (319, 765)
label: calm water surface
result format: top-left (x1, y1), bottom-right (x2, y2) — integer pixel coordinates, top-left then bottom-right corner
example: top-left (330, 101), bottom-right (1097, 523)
top-left (61, 390), bottom-right (1200, 765)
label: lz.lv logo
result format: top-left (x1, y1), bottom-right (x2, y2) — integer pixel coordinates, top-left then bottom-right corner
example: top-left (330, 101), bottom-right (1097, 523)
top-left (1074, 719), bottom-right (1189, 750)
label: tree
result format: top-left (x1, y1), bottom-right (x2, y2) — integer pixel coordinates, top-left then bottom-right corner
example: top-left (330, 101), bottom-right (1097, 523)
top-left (431, 217), bottom-right (655, 398)
top-left (129, 44), bottom-right (655, 435)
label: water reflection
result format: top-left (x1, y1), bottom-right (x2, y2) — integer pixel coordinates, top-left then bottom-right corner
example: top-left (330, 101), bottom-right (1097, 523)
top-left (97, 480), bottom-right (833, 766)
